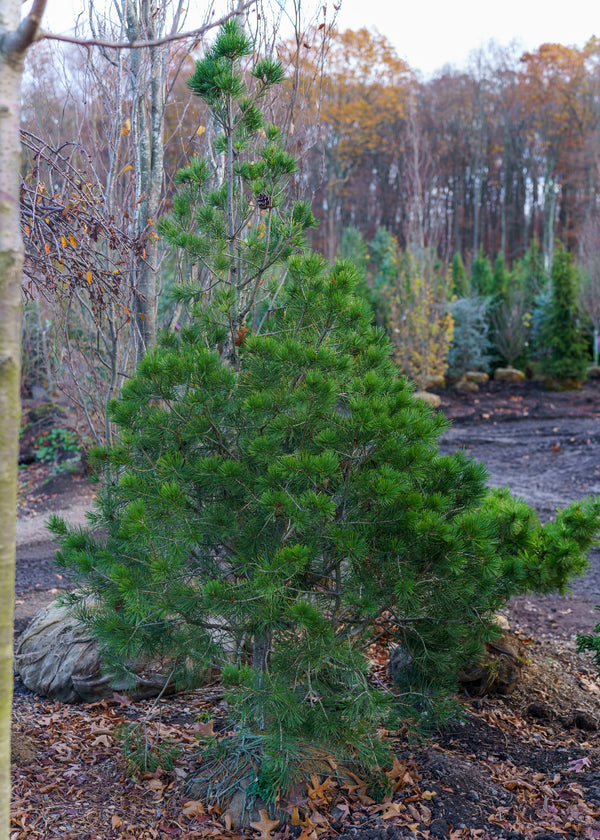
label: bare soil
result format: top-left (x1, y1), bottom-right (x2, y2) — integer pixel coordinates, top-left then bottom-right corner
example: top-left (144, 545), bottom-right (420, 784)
top-left (436, 377), bottom-right (600, 641)
top-left (11, 382), bottom-right (600, 840)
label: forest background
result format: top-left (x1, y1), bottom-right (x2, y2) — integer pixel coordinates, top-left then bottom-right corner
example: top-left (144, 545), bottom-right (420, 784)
top-left (18, 0), bottom-right (600, 436)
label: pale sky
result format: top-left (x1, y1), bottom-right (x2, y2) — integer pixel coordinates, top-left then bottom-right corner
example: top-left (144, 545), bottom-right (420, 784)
top-left (37, 0), bottom-right (598, 78)
top-left (334, 0), bottom-right (598, 77)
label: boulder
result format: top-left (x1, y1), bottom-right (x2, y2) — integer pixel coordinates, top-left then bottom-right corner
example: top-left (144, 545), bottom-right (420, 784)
top-left (544, 376), bottom-right (583, 391)
top-left (455, 377), bottom-right (479, 394)
top-left (465, 371), bottom-right (489, 384)
top-left (14, 600), bottom-right (202, 703)
top-left (493, 366), bottom-right (525, 383)
top-left (459, 632), bottom-right (525, 696)
top-left (588, 365), bottom-right (600, 379)
top-left (419, 374), bottom-right (446, 390)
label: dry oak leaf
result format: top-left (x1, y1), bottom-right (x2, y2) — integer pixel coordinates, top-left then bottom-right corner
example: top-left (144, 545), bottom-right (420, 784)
top-left (295, 828), bottom-right (318, 840)
top-left (377, 801), bottom-right (405, 820)
top-left (307, 774), bottom-right (336, 800)
top-left (147, 778), bottom-right (167, 794)
top-left (192, 719), bottom-right (216, 737)
top-left (182, 800), bottom-right (206, 818)
top-left (290, 806), bottom-right (312, 827)
top-left (249, 809), bottom-right (280, 840)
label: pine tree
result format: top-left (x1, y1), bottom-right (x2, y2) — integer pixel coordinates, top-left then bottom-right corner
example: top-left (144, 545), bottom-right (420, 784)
top-left (367, 227), bottom-right (401, 328)
top-left (339, 226), bottom-right (369, 276)
top-left (451, 252), bottom-right (469, 297)
top-left (470, 250), bottom-right (494, 297)
top-left (491, 252), bottom-right (510, 301)
top-left (50, 253), bottom-right (600, 798)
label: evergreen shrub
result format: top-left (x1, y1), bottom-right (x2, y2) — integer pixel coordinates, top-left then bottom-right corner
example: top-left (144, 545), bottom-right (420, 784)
top-left (50, 254), bottom-right (600, 796)
top-left (447, 295), bottom-right (491, 378)
top-left (535, 247), bottom-right (588, 386)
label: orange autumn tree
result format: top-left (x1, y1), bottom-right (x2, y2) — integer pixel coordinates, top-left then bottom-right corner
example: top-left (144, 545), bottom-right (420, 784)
top-left (519, 42), bottom-right (599, 264)
top-left (289, 28), bottom-right (414, 258)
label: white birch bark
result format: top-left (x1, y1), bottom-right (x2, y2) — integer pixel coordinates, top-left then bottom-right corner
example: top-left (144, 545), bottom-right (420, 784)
top-left (0, 2), bottom-right (46, 832)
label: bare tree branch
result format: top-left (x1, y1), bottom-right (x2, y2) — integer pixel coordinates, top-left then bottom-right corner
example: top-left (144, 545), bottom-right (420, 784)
top-left (35, 2), bottom-right (256, 50)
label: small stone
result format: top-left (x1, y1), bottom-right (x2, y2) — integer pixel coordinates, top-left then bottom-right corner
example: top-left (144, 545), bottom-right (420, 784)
top-left (429, 818), bottom-right (449, 838)
top-left (574, 711), bottom-right (597, 731)
top-left (526, 702), bottom-right (553, 720)
top-left (494, 613), bottom-right (510, 631)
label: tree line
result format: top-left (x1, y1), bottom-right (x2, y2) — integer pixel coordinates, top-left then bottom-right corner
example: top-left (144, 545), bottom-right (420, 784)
top-left (290, 31), bottom-right (600, 272)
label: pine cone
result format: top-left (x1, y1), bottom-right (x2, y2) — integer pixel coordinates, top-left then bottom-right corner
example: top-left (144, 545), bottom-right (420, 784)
top-left (256, 192), bottom-right (272, 210)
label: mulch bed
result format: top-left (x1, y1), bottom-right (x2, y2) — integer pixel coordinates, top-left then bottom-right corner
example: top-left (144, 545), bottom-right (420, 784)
top-left (10, 634), bottom-right (600, 840)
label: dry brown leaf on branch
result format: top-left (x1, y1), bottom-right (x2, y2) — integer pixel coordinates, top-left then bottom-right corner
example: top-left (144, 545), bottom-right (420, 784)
top-left (249, 809), bottom-right (280, 840)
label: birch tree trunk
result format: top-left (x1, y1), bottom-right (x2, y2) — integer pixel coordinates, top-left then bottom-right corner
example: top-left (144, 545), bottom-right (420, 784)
top-left (0, 1), bottom-right (46, 832)
top-left (124, 0), bottom-right (166, 360)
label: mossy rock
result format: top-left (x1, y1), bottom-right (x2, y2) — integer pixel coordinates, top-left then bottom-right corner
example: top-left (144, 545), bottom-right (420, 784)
top-left (493, 367), bottom-right (525, 383)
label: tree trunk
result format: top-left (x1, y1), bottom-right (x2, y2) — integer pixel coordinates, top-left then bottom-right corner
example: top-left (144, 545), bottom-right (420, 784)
top-left (0, 1), bottom-right (47, 831)
top-left (125, 0), bottom-right (166, 361)
top-left (543, 158), bottom-right (557, 271)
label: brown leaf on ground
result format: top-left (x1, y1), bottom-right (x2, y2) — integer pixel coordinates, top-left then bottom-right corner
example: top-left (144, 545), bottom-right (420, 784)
top-left (249, 809), bottom-right (280, 840)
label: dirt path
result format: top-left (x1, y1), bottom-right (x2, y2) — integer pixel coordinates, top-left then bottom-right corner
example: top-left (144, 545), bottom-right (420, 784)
top-left (437, 378), bottom-right (600, 640)
top-left (15, 471), bottom-right (96, 636)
